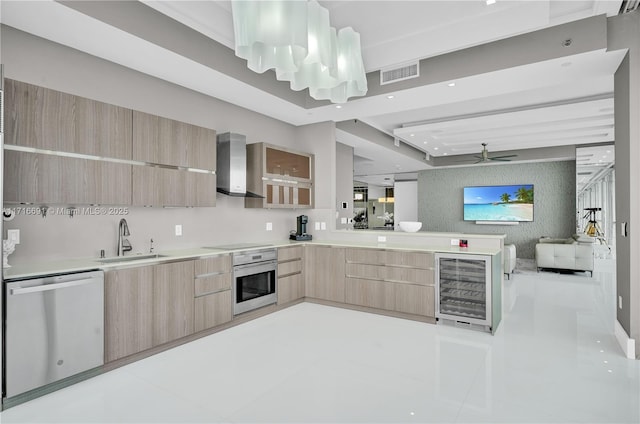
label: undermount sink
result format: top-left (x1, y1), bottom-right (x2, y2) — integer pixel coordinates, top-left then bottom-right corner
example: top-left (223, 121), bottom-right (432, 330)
top-left (99, 254), bottom-right (167, 264)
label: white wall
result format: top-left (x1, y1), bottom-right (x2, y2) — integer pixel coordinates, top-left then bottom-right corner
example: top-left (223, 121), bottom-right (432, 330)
top-left (394, 181), bottom-right (418, 229)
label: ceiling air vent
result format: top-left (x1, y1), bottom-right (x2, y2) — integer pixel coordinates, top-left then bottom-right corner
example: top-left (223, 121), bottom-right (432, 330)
top-left (380, 62), bottom-right (419, 85)
top-left (619, 0), bottom-right (639, 13)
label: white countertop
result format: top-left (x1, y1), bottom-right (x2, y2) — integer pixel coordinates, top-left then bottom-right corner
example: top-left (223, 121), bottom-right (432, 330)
top-left (3, 239), bottom-right (501, 280)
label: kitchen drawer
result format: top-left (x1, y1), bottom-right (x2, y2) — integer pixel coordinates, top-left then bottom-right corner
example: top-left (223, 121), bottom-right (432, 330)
top-left (277, 273), bottom-right (304, 305)
top-left (194, 273), bottom-right (231, 297)
top-left (395, 284), bottom-right (435, 317)
top-left (346, 263), bottom-right (433, 286)
top-left (278, 246), bottom-right (303, 262)
top-left (194, 255), bottom-right (231, 277)
top-left (346, 248), bottom-right (384, 264)
top-left (278, 259), bottom-right (302, 277)
top-left (194, 290), bottom-right (232, 332)
top-left (382, 250), bottom-right (434, 269)
top-left (345, 263), bottom-right (385, 280)
top-left (399, 268), bottom-right (434, 286)
top-left (345, 278), bottom-right (395, 311)
top-left (346, 248), bottom-right (434, 269)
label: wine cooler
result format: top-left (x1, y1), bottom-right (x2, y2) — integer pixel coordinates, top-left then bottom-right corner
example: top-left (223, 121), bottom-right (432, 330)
top-left (435, 253), bottom-right (492, 331)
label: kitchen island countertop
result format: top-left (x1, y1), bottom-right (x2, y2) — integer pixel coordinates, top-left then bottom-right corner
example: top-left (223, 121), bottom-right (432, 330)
top-left (3, 239), bottom-right (501, 280)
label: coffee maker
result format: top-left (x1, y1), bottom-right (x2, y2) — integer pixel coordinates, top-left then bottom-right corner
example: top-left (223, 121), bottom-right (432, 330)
top-left (290, 215), bottom-right (312, 241)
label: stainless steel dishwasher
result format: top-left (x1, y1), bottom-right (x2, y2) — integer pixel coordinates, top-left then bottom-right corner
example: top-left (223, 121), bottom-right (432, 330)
top-left (4, 270), bottom-right (104, 398)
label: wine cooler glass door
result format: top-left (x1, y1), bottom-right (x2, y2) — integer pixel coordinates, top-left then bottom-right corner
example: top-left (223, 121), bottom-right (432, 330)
top-left (436, 254), bottom-right (491, 327)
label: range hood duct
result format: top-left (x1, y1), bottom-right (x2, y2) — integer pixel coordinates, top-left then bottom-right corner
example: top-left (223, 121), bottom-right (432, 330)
top-left (216, 132), bottom-right (263, 198)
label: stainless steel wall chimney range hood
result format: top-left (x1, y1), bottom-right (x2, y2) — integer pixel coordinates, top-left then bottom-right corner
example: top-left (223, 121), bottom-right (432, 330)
top-left (216, 132), bottom-right (262, 198)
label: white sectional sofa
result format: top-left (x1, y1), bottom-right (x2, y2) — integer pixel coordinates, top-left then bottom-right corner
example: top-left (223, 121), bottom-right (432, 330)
top-left (535, 234), bottom-right (595, 276)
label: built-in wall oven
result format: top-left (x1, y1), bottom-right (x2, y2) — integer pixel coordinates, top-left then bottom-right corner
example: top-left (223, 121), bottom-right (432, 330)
top-left (232, 248), bottom-right (277, 315)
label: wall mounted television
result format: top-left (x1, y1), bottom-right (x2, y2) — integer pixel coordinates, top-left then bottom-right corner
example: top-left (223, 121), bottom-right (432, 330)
top-left (463, 184), bottom-right (534, 222)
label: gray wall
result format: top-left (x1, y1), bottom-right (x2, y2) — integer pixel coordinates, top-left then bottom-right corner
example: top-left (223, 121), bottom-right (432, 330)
top-left (418, 161), bottom-right (576, 259)
top-left (609, 11), bottom-right (640, 351)
top-left (1, 25), bottom-right (337, 264)
top-left (335, 142), bottom-right (354, 230)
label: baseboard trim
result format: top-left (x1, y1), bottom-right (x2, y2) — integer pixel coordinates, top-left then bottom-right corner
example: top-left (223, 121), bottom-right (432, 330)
top-left (614, 319), bottom-right (636, 359)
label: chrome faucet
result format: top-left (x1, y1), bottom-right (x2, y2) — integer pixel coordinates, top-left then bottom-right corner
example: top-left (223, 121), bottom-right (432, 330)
top-left (117, 218), bottom-right (132, 256)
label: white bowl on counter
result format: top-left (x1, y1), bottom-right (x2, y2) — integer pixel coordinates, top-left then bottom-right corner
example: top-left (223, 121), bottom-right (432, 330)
top-left (398, 221), bottom-right (422, 232)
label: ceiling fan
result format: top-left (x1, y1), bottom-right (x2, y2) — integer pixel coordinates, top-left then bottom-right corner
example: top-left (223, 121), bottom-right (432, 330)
top-left (473, 143), bottom-right (517, 163)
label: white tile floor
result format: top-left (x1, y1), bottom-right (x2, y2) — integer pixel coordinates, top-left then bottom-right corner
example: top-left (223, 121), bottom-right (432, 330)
top-left (2, 259), bottom-right (639, 423)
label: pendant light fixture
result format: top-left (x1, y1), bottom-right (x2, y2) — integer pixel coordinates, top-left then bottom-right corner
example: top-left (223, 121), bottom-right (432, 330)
top-left (231, 0), bottom-right (368, 104)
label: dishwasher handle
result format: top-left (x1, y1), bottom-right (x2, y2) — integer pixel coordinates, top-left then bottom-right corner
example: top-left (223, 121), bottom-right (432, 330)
top-left (9, 278), bottom-right (100, 295)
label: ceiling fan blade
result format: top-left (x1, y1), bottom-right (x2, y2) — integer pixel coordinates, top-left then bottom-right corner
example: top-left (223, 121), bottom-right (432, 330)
top-left (489, 154), bottom-right (517, 159)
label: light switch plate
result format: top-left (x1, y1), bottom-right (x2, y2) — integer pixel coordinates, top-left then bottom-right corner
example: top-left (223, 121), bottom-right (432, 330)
top-left (175, 224), bottom-right (182, 236)
top-left (8, 229), bottom-right (20, 244)
top-left (378, 236), bottom-right (387, 243)
top-left (451, 238), bottom-right (460, 246)
top-left (340, 217), bottom-right (347, 224)
top-left (266, 222), bottom-right (273, 231)
top-left (315, 222), bottom-right (320, 230)
top-left (321, 222), bottom-right (327, 230)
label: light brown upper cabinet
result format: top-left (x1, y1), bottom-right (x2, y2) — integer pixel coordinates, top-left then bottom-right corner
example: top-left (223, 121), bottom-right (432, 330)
top-left (132, 166), bottom-right (216, 207)
top-left (4, 150), bottom-right (132, 205)
top-left (4, 79), bottom-right (132, 159)
top-left (132, 111), bottom-right (216, 170)
top-left (245, 143), bottom-right (314, 209)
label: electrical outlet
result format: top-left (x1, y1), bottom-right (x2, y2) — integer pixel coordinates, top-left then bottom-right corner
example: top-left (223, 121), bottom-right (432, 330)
top-left (266, 222), bottom-right (273, 231)
top-left (7, 229), bottom-right (20, 244)
top-left (619, 296), bottom-right (623, 309)
top-left (378, 236), bottom-right (387, 243)
top-left (451, 238), bottom-right (460, 246)
top-left (321, 222), bottom-right (327, 230)
top-left (315, 222), bottom-right (320, 231)
top-left (175, 224), bottom-right (182, 236)
top-left (340, 217), bottom-right (347, 224)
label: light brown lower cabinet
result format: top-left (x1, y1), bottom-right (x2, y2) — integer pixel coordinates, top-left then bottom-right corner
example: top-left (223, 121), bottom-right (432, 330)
top-left (277, 246), bottom-right (304, 305)
top-left (193, 255), bottom-right (233, 333)
top-left (395, 284), bottom-right (435, 317)
top-left (278, 273), bottom-right (304, 305)
top-left (194, 290), bottom-right (232, 332)
top-left (305, 246), bottom-right (345, 303)
top-left (153, 261), bottom-right (195, 346)
top-left (105, 260), bottom-right (195, 363)
top-left (344, 248), bottom-right (436, 318)
top-left (105, 267), bottom-right (154, 363)
top-left (345, 278), bottom-right (395, 311)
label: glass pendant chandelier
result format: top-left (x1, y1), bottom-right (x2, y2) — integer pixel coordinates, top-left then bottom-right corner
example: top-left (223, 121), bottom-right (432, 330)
top-left (231, 0), bottom-right (367, 104)
top-left (309, 27), bottom-right (367, 104)
top-left (231, 1), bottom-right (308, 74)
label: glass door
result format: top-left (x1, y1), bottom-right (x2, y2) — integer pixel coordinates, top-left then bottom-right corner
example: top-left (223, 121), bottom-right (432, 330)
top-left (436, 254), bottom-right (491, 326)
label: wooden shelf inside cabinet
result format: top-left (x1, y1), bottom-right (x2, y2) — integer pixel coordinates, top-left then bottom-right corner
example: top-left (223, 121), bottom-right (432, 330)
top-left (245, 143), bottom-right (314, 209)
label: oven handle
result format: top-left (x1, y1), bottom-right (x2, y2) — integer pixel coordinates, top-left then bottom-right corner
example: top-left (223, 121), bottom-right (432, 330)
top-left (233, 260), bottom-right (277, 277)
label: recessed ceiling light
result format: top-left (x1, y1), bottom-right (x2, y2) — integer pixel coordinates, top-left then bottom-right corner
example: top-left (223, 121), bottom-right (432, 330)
top-left (335, 105), bottom-right (342, 109)
top-left (486, 0), bottom-right (496, 4)
top-left (387, 95), bottom-right (395, 99)
top-left (443, 152), bottom-right (448, 156)
top-left (447, 82), bottom-right (456, 87)
top-left (434, 147), bottom-right (439, 151)
top-left (606, 150), bottom-right (612, 153)
top-left (423, 141), bottom-right (428, 144)
top-left (410, 133), bottom-right (415, 137)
